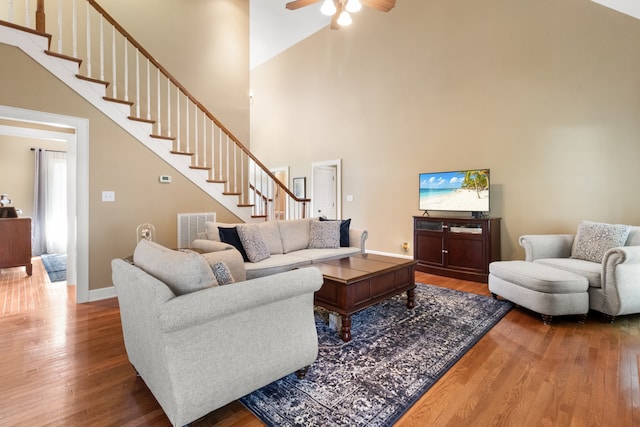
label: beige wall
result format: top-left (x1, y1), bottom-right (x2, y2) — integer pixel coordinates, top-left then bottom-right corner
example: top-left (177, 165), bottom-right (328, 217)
top-left (99, 0), bottom-right (250, 143)
top-left (0, 135), bottom-right (67, 217)
top-left (250, 0), bottom-right (640, 260)
top-left (0, 0), bottom-right (248, 290)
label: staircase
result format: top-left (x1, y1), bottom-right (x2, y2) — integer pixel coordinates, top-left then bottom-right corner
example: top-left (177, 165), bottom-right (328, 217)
top-left (0, 0), bottom-right (309, 222)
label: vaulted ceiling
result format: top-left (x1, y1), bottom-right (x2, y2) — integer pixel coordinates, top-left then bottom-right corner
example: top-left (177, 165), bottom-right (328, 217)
top-left (250, 1), bottom-right (640, 70)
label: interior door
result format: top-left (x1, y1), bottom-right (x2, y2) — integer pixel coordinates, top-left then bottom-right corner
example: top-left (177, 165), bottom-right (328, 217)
top-left (312, 165), bottom-right (337, 218)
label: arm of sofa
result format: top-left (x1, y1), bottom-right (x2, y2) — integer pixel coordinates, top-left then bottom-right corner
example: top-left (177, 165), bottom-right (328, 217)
top-left (598, 246), bottom-right (640, 316)
top-left (350, 228), bottom-right (368, 254)
top-left (157, 267), bottom-right (323, 333)
top-left (519, 234), bottom-right (575, 261)
top-left (191, 239), bottom-right (234, 252)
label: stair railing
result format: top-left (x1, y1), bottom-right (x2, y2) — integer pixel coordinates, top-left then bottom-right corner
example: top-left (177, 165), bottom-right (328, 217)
top-left (1, 0), bottom-right (310, 220)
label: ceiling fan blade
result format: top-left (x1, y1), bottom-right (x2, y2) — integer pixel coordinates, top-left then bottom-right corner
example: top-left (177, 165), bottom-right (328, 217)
top-left (361, 0), bottom-right (396, 12)
top-left (285, 0), bottom-right (322, 11)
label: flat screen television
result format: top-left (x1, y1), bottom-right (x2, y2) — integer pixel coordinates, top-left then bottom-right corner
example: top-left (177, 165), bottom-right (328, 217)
top-left (419, 169), bottom-right (490, 217)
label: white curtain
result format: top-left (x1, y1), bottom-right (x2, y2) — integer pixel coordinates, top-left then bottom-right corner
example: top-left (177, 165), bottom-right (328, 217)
top-left (32, 149), bottom-right (67, 255)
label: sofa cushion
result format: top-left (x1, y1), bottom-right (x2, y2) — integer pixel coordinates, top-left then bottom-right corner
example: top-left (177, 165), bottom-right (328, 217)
top-left (237, 224), bottom-right (271, 263)
top-left (278, 218), bottom-right (311, 253)
top-left (319, 217), bottom-right (351, 247)
top-left (489, 260), bottom-right (589, 294)
top-left (219, 227), bottom-right (250, 262)
top-left (211, 261), bottom-right (235, 285)
top-left (133, 240), bottom-right (218, 296)
top-left (571, 221), bottom-right (631, 263)
top-left (244, 254), bottom-right (311, 279)
top-left (534, 258), bottom-right (602, 288)
top-left (308, 220), bottom-right (340, 249)
top-left (257, 221), bottom-right (284, 255)
top-left (300, 247), bottom-right (362, 262)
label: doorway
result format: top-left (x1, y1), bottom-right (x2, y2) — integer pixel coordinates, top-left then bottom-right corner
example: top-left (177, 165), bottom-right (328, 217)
top-left (311, 159), bottom-right (341, 219)
top-left (0, 105), bottom-right (89, 303)
top-left (270, 166), bottom-right (289, 220)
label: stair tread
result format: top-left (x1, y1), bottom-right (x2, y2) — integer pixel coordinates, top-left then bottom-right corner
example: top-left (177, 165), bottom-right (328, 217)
top-left (76, 74), bottom-right (109, 87)
top-left (104, 96), bottom-right (134, 106)
top-left (128, 116), bottom-right (155, 124)
top-left (45, 50), bottom-right (82, 65)
top-left (150, 134), bottom-right (176, 141)
top-left (170, 150), bottom-right (194, 156)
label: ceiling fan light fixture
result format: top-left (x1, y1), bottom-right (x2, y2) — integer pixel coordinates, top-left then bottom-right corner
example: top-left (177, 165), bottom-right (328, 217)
top-left (345, 0), bottom-right (362, 13)
top-left (337, 10), bottom-right (352, 26)
top-left (320, 0), bottom-right (337, 16)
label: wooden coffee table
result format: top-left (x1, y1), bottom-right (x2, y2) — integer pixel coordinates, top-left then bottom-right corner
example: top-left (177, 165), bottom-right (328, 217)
top-left (313, 253), bottom-right (418, 342)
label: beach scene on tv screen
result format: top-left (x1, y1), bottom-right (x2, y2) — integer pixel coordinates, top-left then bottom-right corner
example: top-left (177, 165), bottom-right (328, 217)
top-left (419, 170), bottom-right (490, 212)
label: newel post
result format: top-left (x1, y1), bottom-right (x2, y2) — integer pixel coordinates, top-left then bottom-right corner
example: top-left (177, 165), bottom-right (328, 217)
top-left (36, 0), bottom-right (45, 32)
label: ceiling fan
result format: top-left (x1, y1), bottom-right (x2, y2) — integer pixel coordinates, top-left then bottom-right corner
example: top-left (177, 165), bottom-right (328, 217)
top-left (285, 0), bottom-right (397, 30)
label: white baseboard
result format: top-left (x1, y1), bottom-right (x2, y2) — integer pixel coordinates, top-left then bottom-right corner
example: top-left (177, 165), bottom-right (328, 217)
top-left (88, 285), bottom-right (117, 302)
top-left (365, 250), bottom-right (414, 260)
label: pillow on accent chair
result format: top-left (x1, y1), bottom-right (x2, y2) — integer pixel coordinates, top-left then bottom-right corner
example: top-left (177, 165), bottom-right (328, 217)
top-left (133, 239), bottom-right (218, 295)
top-left (319, 217), bottom-right (351, 247)
top-left (237, 224), bottom-right (271, 263)
top-left (211, 261), bottom-right (235, 285)
top-left (308, 220), bottom-right (340, 249)
top-left (218, 227), bottom-right (250, 262)
top-left (571, 220), bottom-right (631, 263)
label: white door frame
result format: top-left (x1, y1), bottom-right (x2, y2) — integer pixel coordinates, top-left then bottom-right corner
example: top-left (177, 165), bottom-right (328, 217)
top-left (0, 105), bottom-right (89, 303)
top-left (311, 159), bottom-right (342, 219)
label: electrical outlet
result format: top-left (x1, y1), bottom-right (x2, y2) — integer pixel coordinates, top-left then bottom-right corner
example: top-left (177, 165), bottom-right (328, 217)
top-left (402, 242), bottom-right (409, 252)
top-left (102, 191), bottom-right (115, 202)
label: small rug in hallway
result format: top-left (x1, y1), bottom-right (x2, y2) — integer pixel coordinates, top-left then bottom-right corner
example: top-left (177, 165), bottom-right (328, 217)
top-left (40, 253), bottom-right (67, 282)
top-left (240, 283), bottom-right (512, 427)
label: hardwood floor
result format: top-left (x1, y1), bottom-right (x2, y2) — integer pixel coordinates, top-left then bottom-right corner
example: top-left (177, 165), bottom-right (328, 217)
top-left (1, 260), bottom-right (638, 426)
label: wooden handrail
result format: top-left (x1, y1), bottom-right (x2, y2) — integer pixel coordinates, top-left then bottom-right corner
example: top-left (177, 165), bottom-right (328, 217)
top-left (19, 0), bottom-right (310, 216)
top-left (87, 0), bottom-right (307, 204)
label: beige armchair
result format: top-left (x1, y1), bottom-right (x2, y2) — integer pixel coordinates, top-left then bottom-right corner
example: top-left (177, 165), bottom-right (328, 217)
top-left (112, 240), bottom-right (323, 426)
top-left (519, 222), bottom-right (640, 321)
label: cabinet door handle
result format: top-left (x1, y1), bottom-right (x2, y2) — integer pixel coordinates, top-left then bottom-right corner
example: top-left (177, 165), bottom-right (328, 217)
top-left (442, 250), bottom-right (448, 254)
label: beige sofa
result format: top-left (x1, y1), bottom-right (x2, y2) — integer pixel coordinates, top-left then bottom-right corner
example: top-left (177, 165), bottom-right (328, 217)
top-left (112, 240), bottom-right (323, 426)
top-left (519, 221), bottom-right (640, 320)
top-left (192, 218), bottom-right (368, 279)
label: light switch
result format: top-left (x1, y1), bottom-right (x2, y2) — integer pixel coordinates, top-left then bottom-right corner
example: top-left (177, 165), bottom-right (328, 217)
top-left (102, 191), bottom-right (115, 202)
top-left (346, 195), bottom-right (354, 202)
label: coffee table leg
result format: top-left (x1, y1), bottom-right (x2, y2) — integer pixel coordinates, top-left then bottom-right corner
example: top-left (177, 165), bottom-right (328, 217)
top-left (406, 288), bottom-right (415, 309)
top-left (341, 314), bottom-right (352, 342)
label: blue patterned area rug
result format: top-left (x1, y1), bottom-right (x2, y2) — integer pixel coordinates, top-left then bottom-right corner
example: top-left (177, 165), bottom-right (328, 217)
top-left (240, 283), bottom-right (512, 426)
top-left (40, 253), bottom-right (67, 282)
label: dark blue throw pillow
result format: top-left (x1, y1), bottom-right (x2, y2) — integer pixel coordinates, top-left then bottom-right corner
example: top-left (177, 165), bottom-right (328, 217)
top-left (319, 217), bottom-right (351, 247)
top-left (218, 226), bottom-right (249, 262)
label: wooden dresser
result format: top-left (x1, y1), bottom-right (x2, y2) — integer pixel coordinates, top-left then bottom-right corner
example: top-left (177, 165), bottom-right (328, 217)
top-left (0, 217), bottom-right (33, 275)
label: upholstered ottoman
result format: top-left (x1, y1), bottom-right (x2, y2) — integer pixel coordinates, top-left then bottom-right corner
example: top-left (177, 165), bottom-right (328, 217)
top-left (488, 261), bottom-right (589, 324)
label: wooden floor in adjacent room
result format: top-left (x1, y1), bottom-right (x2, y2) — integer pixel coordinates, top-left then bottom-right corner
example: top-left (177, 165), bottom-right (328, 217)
top-left (1, 259), bottom-right (639, 426)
